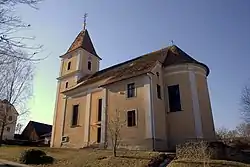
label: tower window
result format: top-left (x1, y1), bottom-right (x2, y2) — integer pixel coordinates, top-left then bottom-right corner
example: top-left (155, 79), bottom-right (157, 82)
top-left (168, 85), bottom-right (182, 112)
top-left (127, 83), bottom-right (135, 98)
top-left (88, 61), bottom-right (92, 70)
top-left (157, 84), bottom-right (161, 99)
top-left (127, 110), bottom-right (136, 127)
top-left (8, 116), bottom-right (12, 121)
top-left (72, 105), bottom-right (79, 126)
top-left (65, 82), bottom-right (68, 88)
top-left (6, 127), bottom-right (10, 132)
top-left (67, 61), bottom-right (71, 70)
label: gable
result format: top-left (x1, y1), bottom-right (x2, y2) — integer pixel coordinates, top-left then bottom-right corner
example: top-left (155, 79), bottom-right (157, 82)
top-left (21, 121), bottom-right (52, 139)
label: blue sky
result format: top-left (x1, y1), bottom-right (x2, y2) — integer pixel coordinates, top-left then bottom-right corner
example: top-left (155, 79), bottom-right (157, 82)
top-left (15, 0), bottom-right (250, 130)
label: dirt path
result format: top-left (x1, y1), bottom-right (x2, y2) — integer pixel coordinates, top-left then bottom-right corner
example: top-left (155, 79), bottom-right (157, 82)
top-left (0, 159), bottom-right (30, 167)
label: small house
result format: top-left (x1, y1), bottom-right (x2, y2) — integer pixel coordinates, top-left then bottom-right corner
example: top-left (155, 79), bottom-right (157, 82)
top-left (21, 121), bottom-right (52, 143)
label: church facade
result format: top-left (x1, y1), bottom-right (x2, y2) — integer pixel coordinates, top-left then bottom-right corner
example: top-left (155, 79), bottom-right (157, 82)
top-left (51, 28), bottom-right (216, 150)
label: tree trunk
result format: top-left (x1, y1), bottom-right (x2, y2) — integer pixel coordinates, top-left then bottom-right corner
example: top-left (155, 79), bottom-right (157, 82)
top-left (0, 123), bottom-right (5, 146)
top-left (113, 145), bottom-right (117, 157)
top-left (113, 137), bottom-right (117, 157)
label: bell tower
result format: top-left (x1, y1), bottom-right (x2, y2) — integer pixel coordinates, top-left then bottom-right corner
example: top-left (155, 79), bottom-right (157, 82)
top-left (58, 29), bottom-right (101, 89)
top-left (51, 21), bottom-right (101, 147)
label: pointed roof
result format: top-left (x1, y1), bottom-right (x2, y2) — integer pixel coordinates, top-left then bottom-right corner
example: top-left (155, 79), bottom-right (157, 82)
top-left (63, 45), bottom-right (209, 92)
top-left (64, 29), bottom-right (101, 59)
top-left (22, 121), bottom-right (52, 137)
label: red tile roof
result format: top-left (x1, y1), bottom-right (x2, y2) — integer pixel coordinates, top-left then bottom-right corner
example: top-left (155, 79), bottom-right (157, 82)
top-left (63, 45), bottom-right (209, 93)
top-left (65, 29), bottom-right (101, 59)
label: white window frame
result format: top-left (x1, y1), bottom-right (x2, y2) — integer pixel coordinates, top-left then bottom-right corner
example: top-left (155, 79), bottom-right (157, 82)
top-left (126, 109), bottom-right (138, 127)
top-left (126, 83), bottom-right (136, 98)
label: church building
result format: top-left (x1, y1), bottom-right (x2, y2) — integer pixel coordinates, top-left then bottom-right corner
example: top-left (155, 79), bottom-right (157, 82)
top-left (51, 26), bottom-right (216, 150)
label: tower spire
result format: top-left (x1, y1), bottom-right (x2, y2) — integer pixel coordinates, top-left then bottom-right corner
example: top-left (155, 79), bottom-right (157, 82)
top-left (170, 40), bottom-right (174, 46)
top-left (83, 13), bottom-right (88, 30)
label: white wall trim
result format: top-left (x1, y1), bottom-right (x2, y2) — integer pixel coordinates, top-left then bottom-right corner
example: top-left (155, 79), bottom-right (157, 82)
top-left (61, 96), bottom-right (68, 143)
top-left (146, 73), bottom-right (155, 149)
top-left (189, 70), bottom-right (203, 138)
top-left (101, 89), bottom-right (107, 144)
top-left (70, 87), bottom-right (102, 98)
top-left (57, 70), bottom-right (81, 80)
top-left (164, 63), bottom-right (207, 73)
top-left (50, 81), bottom-right (60, 147)
top-left (51, 59), bottom-right (64, 147)
top-left (84, 93), bottom-right (92, 144)
top-left (145, 76), bottom-right (153, 139)
top-left (76, 51), bottom-right (80, 70)
top-left (164, 70), bottom-right (206, 77)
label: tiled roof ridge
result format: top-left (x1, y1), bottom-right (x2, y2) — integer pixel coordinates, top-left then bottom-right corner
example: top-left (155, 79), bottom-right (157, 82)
top-left (30, 120), bottom-right (52, 126)
top-left (86, 46), bottom-right (170, 75)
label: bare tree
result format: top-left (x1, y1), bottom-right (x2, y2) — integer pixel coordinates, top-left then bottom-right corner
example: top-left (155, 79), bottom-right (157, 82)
top-left (107, 109), bottom-right (126, 157)
top-left (0, 58), bottom-right (33, 144)
top-left (236, 123), bottom-right (250, 137)
top-left (15, 122), bottom-right (23, 134)
top-left (176, 141), bottom-right (213, 167)
top-left (241, 85), bottom-right (250, 123)
top-left (0, 0), bottom-right (43, 65)
top-left (216, 127), bottom-right (238, 139)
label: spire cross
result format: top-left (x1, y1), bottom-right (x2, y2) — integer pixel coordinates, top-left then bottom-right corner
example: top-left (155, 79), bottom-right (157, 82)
top-left (83, 13), bottom-right (88, 30)
top-left (171, 40), bottom-right (174, 45)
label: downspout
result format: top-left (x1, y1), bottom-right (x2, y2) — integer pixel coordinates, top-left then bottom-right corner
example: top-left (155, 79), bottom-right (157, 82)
top-left (147, 73), bottom-right (156, 151)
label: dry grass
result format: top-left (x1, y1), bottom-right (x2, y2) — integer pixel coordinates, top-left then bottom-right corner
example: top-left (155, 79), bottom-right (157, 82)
top-left (175, 141), bottom-right (250, 167)
top-left (168, 159), bottom-right (250, 167)
top-left (0, 146), bottom-right (158, 167)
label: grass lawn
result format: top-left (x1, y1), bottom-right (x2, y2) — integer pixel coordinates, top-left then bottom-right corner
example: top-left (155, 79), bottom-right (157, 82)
top-left (1, 146), bottom-right (250, 167)
top-left (0, 146), bottom-right (158, 167)
top-left (169, 159), bottom-right (250, 167)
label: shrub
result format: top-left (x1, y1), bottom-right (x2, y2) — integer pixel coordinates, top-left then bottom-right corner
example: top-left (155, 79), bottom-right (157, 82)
top-left (176, 141), bottom-right (213, 167)
top-left (176, 140), bottom-right (213, 160)
top-left (19, 149), bottom-right (54, 164)
top-left (40, 155), bottom-right (54, 164)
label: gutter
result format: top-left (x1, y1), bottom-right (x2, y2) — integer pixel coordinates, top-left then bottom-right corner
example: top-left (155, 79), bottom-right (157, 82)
top-left (146, 73), bottom-right (156, 151)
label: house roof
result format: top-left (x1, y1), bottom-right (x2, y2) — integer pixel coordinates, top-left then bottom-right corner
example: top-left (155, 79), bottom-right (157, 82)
top-left (1, 99), bottom-right (13, 105)
top-left (0, 99), bottom-right (19, 115)
top-left (63, 29), bottom-right (101, 59)
top-left (28, 121), bottom-right (52, 137)
top-left (63, 45), bottom-right (209, 93)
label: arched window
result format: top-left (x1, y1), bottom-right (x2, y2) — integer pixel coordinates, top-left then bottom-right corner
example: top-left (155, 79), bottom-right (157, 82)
top-left (65, 82), bottom-right (68, 88)
top-left (67, 61), bottom-right (71, 70)
top-left (88, 61), bottom-right (92, 70)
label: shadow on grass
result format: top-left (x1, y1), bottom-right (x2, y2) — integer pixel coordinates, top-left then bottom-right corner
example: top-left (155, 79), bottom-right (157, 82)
top-left (118, 155), bottom-right (152, 160)
top-left (0, 165), bottom-right (24, 167)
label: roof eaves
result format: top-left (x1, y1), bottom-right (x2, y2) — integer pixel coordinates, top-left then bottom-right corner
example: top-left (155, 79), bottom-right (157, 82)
top-left (99, 71), bottom-right (152, 87)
